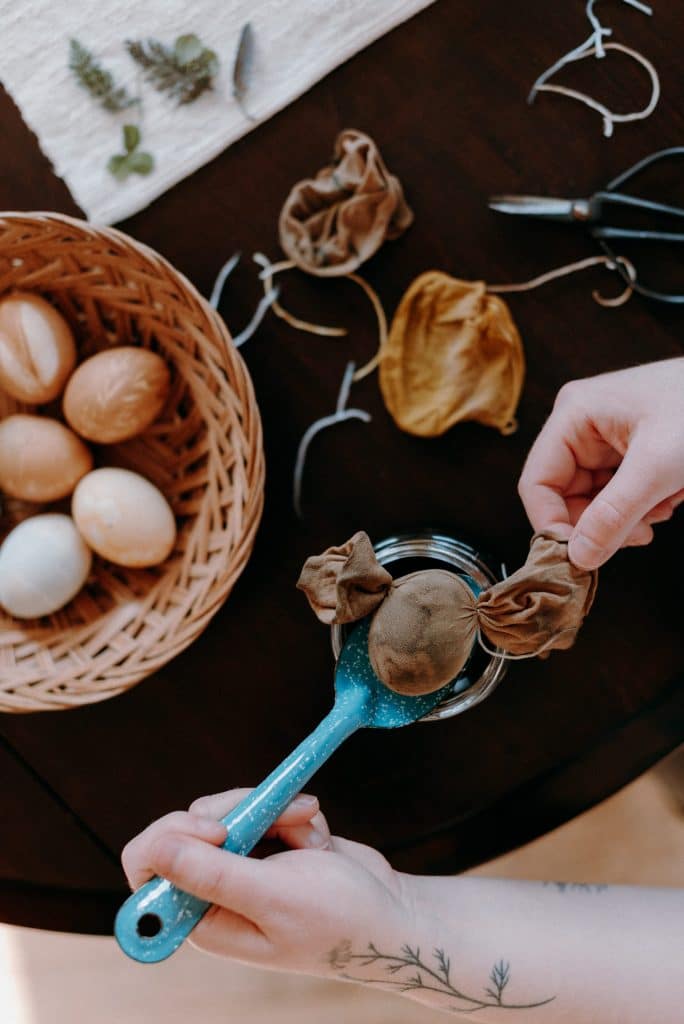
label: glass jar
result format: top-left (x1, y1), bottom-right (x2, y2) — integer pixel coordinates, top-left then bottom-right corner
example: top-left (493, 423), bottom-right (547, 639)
top-left (330, 530), bottom-right (507, 722)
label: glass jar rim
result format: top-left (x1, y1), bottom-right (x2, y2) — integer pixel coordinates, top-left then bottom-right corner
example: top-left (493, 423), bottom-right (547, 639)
top-left (330, 530), bottom-right (507, 723)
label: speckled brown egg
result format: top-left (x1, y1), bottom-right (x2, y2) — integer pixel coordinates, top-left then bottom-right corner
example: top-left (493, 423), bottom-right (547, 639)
top-left (63, 347), bottom-right (171, 443)
top-left (0, 414), bottom-right (93, 502)
top-left (0, 292), bottom-right (77, 403)
top-left (72, 467), bottom-right (176, 567)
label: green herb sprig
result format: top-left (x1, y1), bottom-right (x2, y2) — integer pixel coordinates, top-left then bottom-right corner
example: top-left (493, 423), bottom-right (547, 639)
top-left (126, 34), bottom-right (219, 105)
top-left (69, 39), bottom-right (138, 112)
top-left (107, 124), bottom-right (154, 181)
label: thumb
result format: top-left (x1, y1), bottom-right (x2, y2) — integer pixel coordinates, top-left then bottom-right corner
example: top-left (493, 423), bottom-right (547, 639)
top-left (569, 441), bottom-right (673, 570)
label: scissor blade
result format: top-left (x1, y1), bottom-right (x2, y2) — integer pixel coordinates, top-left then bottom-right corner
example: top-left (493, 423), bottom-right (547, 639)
top-left (489, 195), bottom-right (581, 220)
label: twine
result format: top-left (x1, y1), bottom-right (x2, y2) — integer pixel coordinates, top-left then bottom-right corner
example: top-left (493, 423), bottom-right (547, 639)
top-left (253, 255), bottom-right (387, 381)
top-left (488, 254), bottom-right (637, 307)
top-left (528, 1), bottom-right (659, 138)
top-left (476, 625), bottom-right (577, 662)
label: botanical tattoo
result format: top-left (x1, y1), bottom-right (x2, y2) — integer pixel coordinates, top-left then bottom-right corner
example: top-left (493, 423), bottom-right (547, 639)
top-left (327, 941), bottom-right (555, 1014)
top-left (544, 882), bottom-right (608, 894)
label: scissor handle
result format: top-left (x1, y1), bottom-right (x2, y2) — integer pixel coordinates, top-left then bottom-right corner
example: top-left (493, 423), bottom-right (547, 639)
top-left (605, 146), bottom-right (684, 193)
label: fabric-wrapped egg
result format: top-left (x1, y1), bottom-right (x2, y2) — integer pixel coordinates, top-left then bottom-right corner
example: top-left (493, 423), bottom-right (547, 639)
top-left (63, 347), bottom-right (171, 443)
top-left (368, 570), bottom-right (478, 695)
top-left (72, 467), bottom-right (176, 567)
top-left (0, 292), bottom-right (77, 403)
top-left (0, 414), bottom-right (93, 502)
top-left (0, 513), bottom-right (92, 618)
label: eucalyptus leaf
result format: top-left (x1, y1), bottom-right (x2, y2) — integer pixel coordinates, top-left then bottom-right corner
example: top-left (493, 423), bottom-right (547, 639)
top-left (123, 123), bottom-right (140, 153)
top-left (107, 154), bottom-right (129, 180)
top-left (174, 33), bottom-right (203, 65)
top-left (128, 150), bottom-right (155, 175)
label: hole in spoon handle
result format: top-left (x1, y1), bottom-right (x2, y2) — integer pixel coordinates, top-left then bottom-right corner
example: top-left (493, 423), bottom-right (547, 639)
top-left (115, 695), bottom-right (367, 963)
top-left (115, 878), bottom-right (210, 963)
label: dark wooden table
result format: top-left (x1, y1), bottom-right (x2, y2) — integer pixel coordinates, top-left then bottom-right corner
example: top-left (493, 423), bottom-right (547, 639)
top-left (1, 1), bottom-right (682, 935)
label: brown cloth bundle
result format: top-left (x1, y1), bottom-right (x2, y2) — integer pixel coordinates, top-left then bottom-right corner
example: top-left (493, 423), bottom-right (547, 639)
top-left (279, 129), bottom-right (413, 277)
top-left (298, 531), bottom-right (597, 696)
top-left (379, 272), bottom-right (525, 437)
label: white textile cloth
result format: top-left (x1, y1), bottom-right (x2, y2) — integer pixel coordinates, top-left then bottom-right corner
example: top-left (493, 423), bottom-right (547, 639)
top-left (0, 0), bottom-right (434, 224)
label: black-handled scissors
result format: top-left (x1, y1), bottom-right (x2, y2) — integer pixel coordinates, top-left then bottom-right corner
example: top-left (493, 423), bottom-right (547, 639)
top-left (489, 147), bottom-right (684, 304)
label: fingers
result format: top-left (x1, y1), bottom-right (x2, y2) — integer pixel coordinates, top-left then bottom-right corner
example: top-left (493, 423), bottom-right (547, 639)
top-left (123, 813), bottom-right (284, 921)
top-left (190, 789), bottom-right (319, 827)
top-left (518, 385), bottom-right (620, 535)
top-left (568, 438), bottom-right (676, 569)
top-left (189, 790), bottom-right (330, 849)
top-left (122, 811), bottom-right (227, 891)
top-left (277, 811), bottom-right (331, 851)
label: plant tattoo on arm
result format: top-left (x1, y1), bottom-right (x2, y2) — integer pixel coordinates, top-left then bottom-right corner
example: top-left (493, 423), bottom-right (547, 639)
top-left (327, 941), bottom-right (556, 1013)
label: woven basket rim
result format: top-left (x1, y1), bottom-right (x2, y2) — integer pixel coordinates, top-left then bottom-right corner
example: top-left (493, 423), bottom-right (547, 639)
top-left (0, 212), bottom-right (266, 712)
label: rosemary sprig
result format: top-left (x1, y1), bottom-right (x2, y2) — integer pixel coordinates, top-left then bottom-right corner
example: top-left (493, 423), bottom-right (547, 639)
top-left (126, 34), bottom-right (219, 105)
top-left (69, 39), bottom-right (138, 112)
top-left (107, 124), bottom-right (154, 181)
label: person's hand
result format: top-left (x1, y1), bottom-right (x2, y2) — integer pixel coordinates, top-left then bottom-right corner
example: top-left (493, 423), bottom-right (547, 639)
top-left (518, 358), bottom-right (684, 570)
top-left (122, 789), bottom-right (412, 974)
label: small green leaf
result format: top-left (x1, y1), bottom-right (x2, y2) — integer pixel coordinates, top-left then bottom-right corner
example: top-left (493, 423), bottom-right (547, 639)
top-left (107, 154), bottom-right (129, 180)
top-left (203, 50), bottom-right (219, 76)
top-left (128, 150), bottom-right (154, 175)
top-left (123, 123), bottom-right (140, 153)
top-left (174, 33), bottom-right (203, 65)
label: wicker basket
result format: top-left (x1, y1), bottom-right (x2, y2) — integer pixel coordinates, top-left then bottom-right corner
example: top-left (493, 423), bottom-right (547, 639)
top-left (0, 213), bottom-right (264, 712)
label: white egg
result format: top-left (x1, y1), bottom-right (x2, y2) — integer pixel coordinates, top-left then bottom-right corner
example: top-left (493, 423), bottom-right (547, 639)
top-left (0, 514), bottom-right (92, 619)
top-left (72, 468), bottom-right (176, 568)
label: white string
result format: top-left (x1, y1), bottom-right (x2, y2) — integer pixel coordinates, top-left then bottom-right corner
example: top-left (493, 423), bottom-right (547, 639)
top-left (208, 251), bottom-right (280, 348)
top-left (292, 361), bottom-right (371, 519)
top-left (587, 0), bottom-right (652, 56)
top-left (528, 1), bottom-right (658, 137)
top-left (232, 286), bottom-right (280, 348)
top-left (533, 42), bottom-right (660, 138)
top-left (209, 252), bottom-right (241, 308)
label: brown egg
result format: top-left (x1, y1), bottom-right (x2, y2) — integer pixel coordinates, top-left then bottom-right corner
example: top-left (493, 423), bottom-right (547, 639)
top-left (0, 292), bottom-right (77, 403)
top-left (63, 347), bottom-right (171, 443)
top-left (72, 468), bottom-right (176, 568)
top-left (0, 414), bottom-right (93, 502)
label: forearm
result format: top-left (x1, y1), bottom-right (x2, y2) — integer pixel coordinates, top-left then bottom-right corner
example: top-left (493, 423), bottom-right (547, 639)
top-left (325, 876), bottom-right (684, 1022)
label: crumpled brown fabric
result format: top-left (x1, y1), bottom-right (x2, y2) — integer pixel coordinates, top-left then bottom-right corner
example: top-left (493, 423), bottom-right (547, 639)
top-left (477, 531), bottom-right (598, 656)
top-left (279, 129), bottom-right (413, 277)
top-left (298, 531), bottom-right (597, 696)
top-left (379, 271), bottom-right (525, 437)
top-left (296, 531), bottom-right (392, 624)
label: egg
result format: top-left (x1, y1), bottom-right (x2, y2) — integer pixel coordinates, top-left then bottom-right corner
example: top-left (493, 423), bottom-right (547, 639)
top-left (0, 514), bottom-right (92, 618)
top-left (0, 292), bottom-right (77, 403)
top-left (0, 415), bottom-right (93, 502)
top-left (63, 347), bottom-right (171, 443)
top-left (72, 468), bottom-right (176, 567)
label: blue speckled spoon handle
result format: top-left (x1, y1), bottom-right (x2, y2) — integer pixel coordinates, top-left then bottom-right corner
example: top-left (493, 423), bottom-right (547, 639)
top-left (115, 683), bottom-right (371, 963)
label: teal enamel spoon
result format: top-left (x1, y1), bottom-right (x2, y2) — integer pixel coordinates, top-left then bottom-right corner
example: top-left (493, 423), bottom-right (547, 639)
top-left (115, 608), bottom-right (474, 964)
